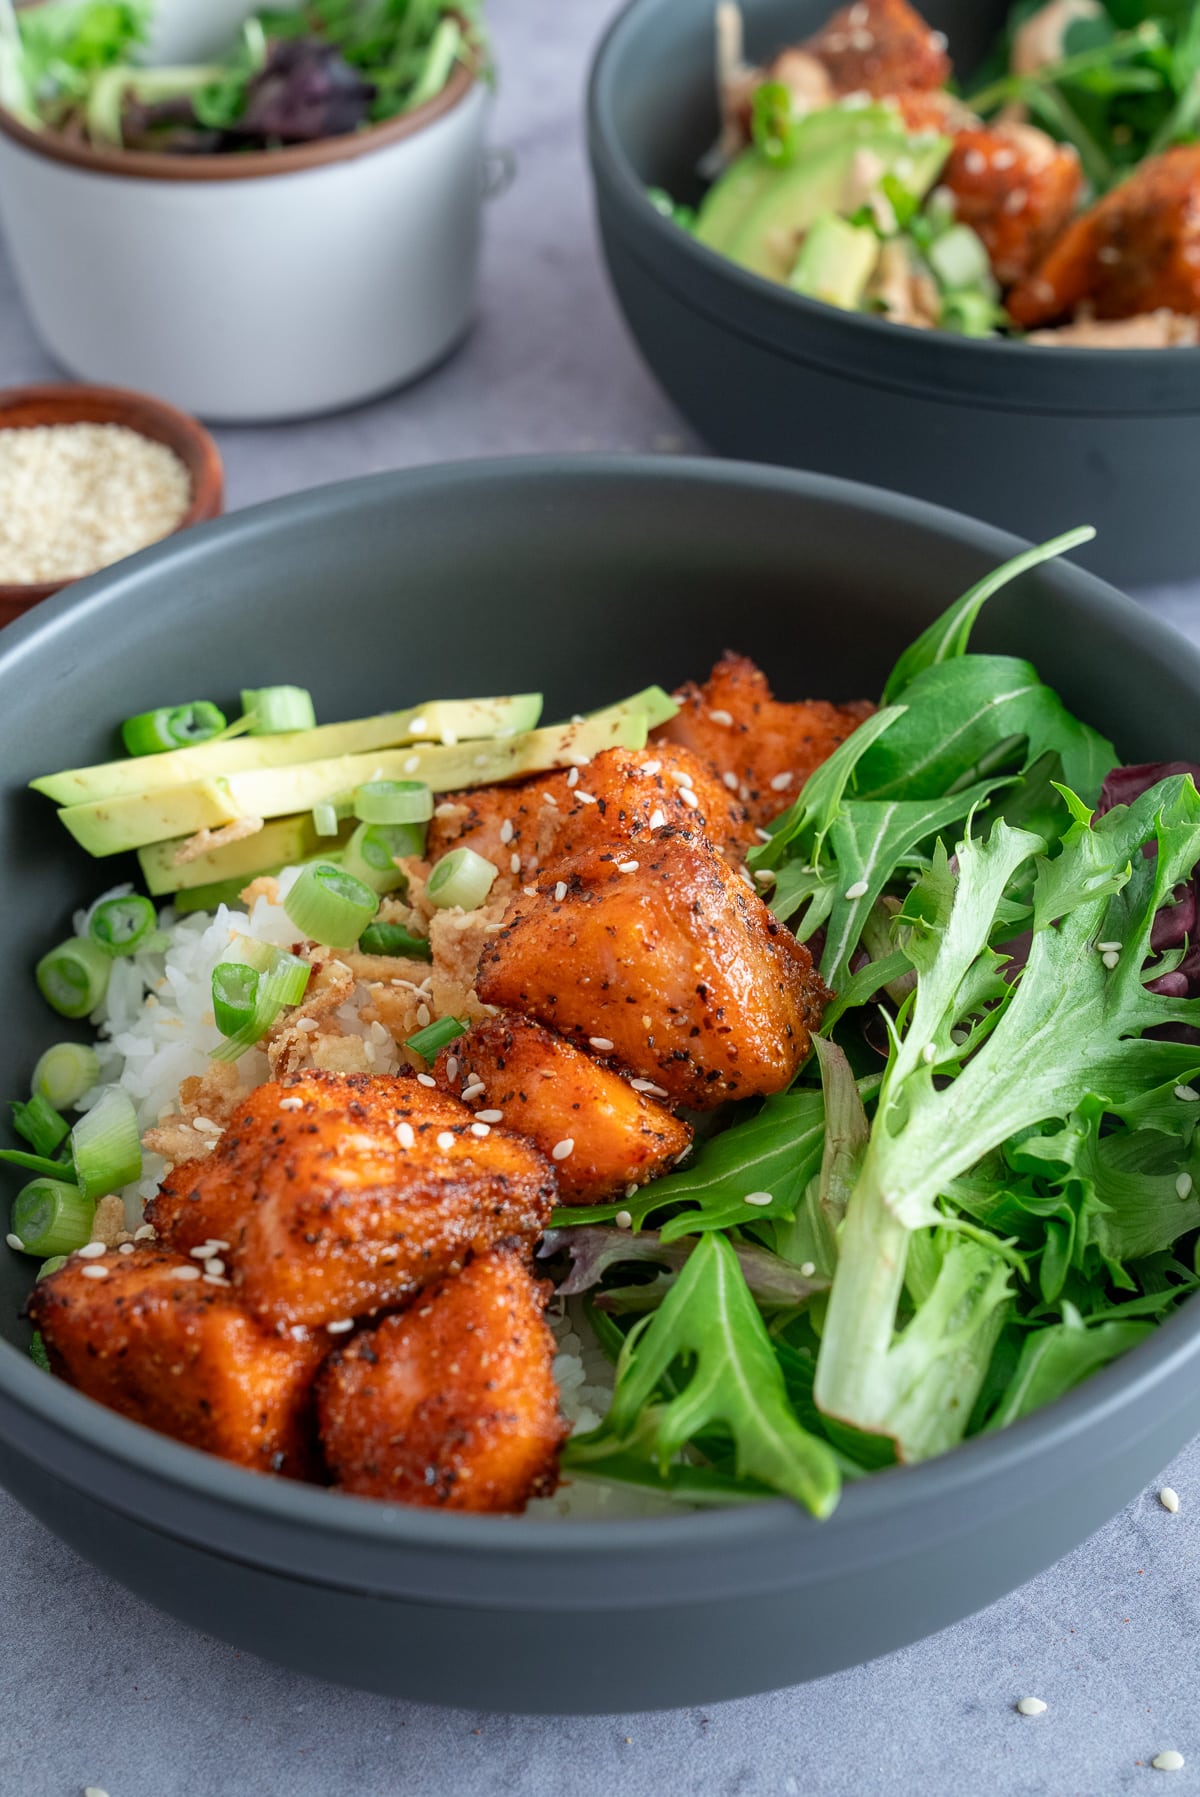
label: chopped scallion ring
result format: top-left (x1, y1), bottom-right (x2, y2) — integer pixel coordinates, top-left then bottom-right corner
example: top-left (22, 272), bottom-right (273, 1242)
top-left (10, 1178), bottom-right (95, 1257)
top-left (312, 801), bottom-right (341, 838)
top-left (285, 862), bottom-right (379, 947)
top-left (212, 962), bottom-right (261, 1037)
top-left (89, 893), bottom-right (158, 957)
top-left (358, 920), bottom-right (432, 961)
top-left (241, 686), bottom-right (317, 735)
top-left (32, 1043), bottom-right (100, 1111)
top-left (343, 822), bottom-right (420, 895)
top-left (406, 1016), bottom-right (468, 1063)
top-left (426, 846), bottom-right (498, 912)
top-left (210, 950), bottom-right (311, 1062)
top-left (121, 701), bottom-right (227, 756)
top-left (10, 1094), bottom-right (70, 1159)
top-left (35, 938), bottom-right (111, 1019)
top-left (71, 1088), bottom-right (142, 1201)
top-left (354, 780), bottom-right (434, 826)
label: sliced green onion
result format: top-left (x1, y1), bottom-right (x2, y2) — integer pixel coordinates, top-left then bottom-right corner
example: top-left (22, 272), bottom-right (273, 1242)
top-left (121, 702), bottom-right (227, 756)
top-left (11, 1178), bottom-right (95, 1256)
top-left (10, 1094), bottom-right (70, 1158)
top-left (36, 1255), bottom-right (68, 1281)
top-left (241, 686), bottom-right (317, 735)
top-left (284, 862), bottom-right (379, 948)
top-left (36, 937), bottom-right (111, 1019)
top-left (354, 780), bottom-right (435, 826)
top-left (426, 846), bottom-right (497, 912)
top-left (226, 934), bottom-right (279, 974)
top-left (32, 1042), bottom-right (100, 1110)
top-left (89, 893), bottom-right (158, 957)
top-left (0, 1149), bottom-right (76, 1181)
top-left (212, 962), bottom-right (260, 1037)
top-left (210, 950), bottom-right (311, 1063)
top-left (71, 1089), bottom-right (142, 1201)
top-left (358, 920), bottom-right (433, 961)
top-left (29, 1332), bottom-right (51, 1372)
top-left (343, 822), bottom-right (420, 895)
top-left (312, 801), bottom-right (341, 837)
top-left (406, 1016), bottom-right (468, 1063)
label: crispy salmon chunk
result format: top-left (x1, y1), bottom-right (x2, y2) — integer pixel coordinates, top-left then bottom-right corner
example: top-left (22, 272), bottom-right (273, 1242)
top-left (655, 653), bottom-right (873, 831)
top-left (317, 1249), bottom-right (566, 1511)
top-left (802, 0), bottom-right (951, 96)
top-left (1008, 145), bottom-right (1200, 326)
top-left (434, 1014), bottom-right (693, 1203)
top-left (476, 829), bottom-right (828, 1110)
top-left (942, 122), bottom-right (1083, 288)
top-left (149, 1071), bottom-right (556, 1329)
top-left (425, 743), bottom-right (750, 882)
top-left (29, 1248), bottom-right (323, 1476)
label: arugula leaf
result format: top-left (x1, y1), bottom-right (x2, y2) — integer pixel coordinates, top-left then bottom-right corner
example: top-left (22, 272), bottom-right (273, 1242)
top-left (986, 1310), bottom-right (1154, 1429)
top-left (564, 1233), bottom-right (841, 1517)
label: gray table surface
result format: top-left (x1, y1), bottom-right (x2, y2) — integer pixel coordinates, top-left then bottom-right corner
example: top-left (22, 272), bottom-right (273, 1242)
top-left (3, 4), bottom-right (1200, 1793)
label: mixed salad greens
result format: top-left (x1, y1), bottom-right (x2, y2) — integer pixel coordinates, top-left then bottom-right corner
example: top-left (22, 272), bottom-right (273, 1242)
top-left (0, 0), bottom-right (484, 153)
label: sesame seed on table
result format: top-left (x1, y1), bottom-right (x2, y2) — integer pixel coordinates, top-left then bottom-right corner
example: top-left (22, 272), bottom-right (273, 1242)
top-left (2, 1), bottom-right (1200, 1792)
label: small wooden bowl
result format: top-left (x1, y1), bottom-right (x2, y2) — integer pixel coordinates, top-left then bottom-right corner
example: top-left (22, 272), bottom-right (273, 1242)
top-left (0, 382), bottom-right (224, 627)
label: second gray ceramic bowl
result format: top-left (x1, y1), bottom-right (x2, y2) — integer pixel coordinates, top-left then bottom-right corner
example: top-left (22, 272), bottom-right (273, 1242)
top-left (587, 0), bottom-right (1200, 584)
top-left (1, 457), bottom-right (1199, 1712)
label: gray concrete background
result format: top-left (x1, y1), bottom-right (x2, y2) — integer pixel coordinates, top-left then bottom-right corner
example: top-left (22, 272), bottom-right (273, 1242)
top-left (2, 3), bottom-right (1200, 1792)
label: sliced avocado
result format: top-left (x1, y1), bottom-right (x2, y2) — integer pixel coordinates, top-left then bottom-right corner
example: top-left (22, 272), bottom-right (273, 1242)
top-left (171, 869), bottom-right (287, 914)
top-left (790, 214), bottom-right (880, 310)
top-left (30, 693), bottom-right (545, 807)
top-left (139, 810), bottom-right (353, 897)
top-left (695, 149), bottom-right (779, 253)
top-left (59, 778), bottom-right (241, 858)
top-left (791, 102), bottom-right (918, 159)
top-left (728, 132), bottom-right (949, 284)
top-left (58, 691), bottom-right (672, 859)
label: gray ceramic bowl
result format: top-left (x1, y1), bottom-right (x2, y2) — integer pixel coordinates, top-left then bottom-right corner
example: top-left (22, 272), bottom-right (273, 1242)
top-left (587, 0), bottom-right (1200, 585)
top-left (2, 457), bottom-right (1199, 1713)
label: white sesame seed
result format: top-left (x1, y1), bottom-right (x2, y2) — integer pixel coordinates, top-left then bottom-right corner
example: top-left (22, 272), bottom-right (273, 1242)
top-left (680, 787), bottom-right (700, 809)
top-left (554, 881), bottom-right (568, 902)
top-left (202, 1273), bottom-right (231, 1287)
top-left (1177, 1172), bottom-right (1194, 1200)
top-left (134, 1223), bottom-right (156, 1241)
top-left (921, 1043), bottom-right (938, 1065)
top-left (78, 1241), bottom-right (107, 1259)
top-left (445, 1055), bottom-right (459, 1082)
top-left (669, 769), bottom-right (694, 788)
top-left (294, 1017), bottom-right (319, 1033)
top-left (191, 1116), bottom-right (219, 1134)
top-left (189, 1243), bottom-right (213, 1258)
top-left (769, 772), bottom-right (793, 792)
top-left (417, 1072), bottom-right (437, 1088)
top-left (1098, 244), bottom-right (1122, 265)
top-left (6, 1231), bottom-right (28, 1250)
top-left (470, 1121), bottom-right (491, 1138)
top-left (80, 1263), bottom-right (109, 1280)
top-left (755, 827), bottom-right (772, 843)
top-left (1016, 1697), bottom-right (1047, 1716)
top-left (709, 709), bottom-right (733, 726)
top-left (403, 754), bottom-right (420, 773)
top-left (499, 819), bottom-right (514, 845)
top-left (1152, 1750), bottom-right (1185, 1772)
top-left (567, 766), bottom-right (580, 788)
top-left (1097, 941), bottom-right (1122, 953)
top-left (845, 880), bottom-right (869, 900)
top-left (722, 771), bottom-right (740, 791)
top-left (648, 808), bottom-right (667, 830)
top-left (743, 1192), bottom-right (773, 1207)
top-left (118, 1242), bottom-right (135, 1254)
top-left (615, 1209), bottom-right (633, 1230)
top-left (631, 1079), bottom-right (669, 1098)
top-left (326, 1318), bottom-right (355, 1335)
top-left (589, 1036), bottom-right (615, 1052)
top-left (753, 869), bottom-right (774, 885)
top-left (1175, 1086), bottom-right (1200, 1102)
top-left (204, 1257), bottom-right (225, 1277)
top-left (552, 1138), bottom-right (575, 1161)
top-left (617, 860), bottom-right (640, 874)
top-left (800, 1261), bottom-right (816, 1277)
top-left (207, 1239), bottom-right (231, 1252)
top-left (509, 852), bottom-right (522, 875)
top-left (170, 1265), bottom-right (202, 1281)
top-left (461, 1082), bottom-right (486, 1102)
top-left (1160, 1486), bottom-right (1180, 1512)
top-left (476, 1109), bottom-right (503, 1123)
top-left (641, 759), bottom-right (662, 776)
top-left (437, 1131), bottom-right (457, 1151)
top-left (575, 791), bottom-right (597, 805)
top-left (279, 1096), bottom-right (304, 1111)
top-left (396, 1121), bottom-right (415, 1149)
top-left (409, 715), bottom-right (428, 733)
top-left (1102, 951), bottom-right (1120, 970)
top-left (625, 1183), bottom-right (639, 1199)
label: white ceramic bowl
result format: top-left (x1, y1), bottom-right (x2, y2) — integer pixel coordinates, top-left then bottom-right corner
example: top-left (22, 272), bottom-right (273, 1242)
top-left (0, 64), bottom-right (488, 420)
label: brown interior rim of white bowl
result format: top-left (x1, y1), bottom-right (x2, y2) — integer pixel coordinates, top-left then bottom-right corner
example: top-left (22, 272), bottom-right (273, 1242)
top-left (0, 54), bottom-right (476, 182)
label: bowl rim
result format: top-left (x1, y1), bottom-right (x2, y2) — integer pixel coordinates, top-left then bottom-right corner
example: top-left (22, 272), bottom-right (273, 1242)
top-left (587, 0), bottom-right (1200, 380)
top-left (3, 451), bottom-right (1200, 1565)
top-left (0, 381), bottom-right (224, 609)
top-left (0, 54), bottom-right (477, 184)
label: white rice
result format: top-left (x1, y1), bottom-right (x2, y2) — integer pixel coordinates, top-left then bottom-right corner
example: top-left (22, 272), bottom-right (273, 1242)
top-left (70, 879), bottom-right (668, 1519)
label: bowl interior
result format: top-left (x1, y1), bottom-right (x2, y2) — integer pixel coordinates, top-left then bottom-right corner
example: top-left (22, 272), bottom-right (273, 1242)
top-left (3, 458), bottom-right (1199, 1510)
top-left (608, 0), bottom-right (1010, 205)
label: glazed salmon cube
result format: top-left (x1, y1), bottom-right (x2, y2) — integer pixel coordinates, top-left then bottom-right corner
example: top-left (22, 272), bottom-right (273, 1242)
top-left (433, 1013), bottom-right (693, 1203)
top-left (29, 1247), bottom-right (323, 1477)
top-left (802, 0), bottom-right (951, 96)
top-left (654, 653), bottom-right (874, 831)
top-left (316, 1249), bottom-right (566, 1511)
top-left (942, 122), bottom-right (1082, 288)
top-left (476, 828), bottom-right (829, 1110)
top-left (149, 1071), bottom-right (556, 1329)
